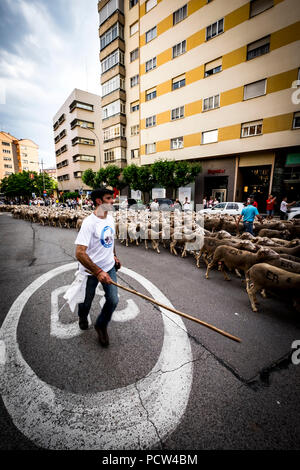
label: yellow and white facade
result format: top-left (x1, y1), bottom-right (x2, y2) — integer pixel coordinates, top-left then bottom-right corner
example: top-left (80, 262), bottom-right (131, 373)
top-left (98, 0), bottom-right (300, 206)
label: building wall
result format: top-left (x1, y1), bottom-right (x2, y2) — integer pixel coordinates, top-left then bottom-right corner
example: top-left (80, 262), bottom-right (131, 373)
top-left (53, 88), bottom-right (102, 192)
top-left (98, 0), bottom-right (300, 202)
top-left (0, 132), bottom-right (18, 180)
top-left (16, 139), bottom-right (39, 173)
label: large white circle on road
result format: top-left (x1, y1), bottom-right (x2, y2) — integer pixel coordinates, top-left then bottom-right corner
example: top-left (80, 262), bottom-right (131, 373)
top-left (0, 263), bottom-right (193, 449)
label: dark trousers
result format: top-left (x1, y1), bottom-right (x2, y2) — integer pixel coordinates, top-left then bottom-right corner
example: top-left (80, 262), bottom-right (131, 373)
top-left (243, 221), bottom-right (254, 235)
top-left (280, 211), bottom-right (288, 220)
top-left (78, 266), bottom-right (119, 328)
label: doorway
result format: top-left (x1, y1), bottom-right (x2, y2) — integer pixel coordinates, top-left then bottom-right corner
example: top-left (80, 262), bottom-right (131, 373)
top-left (212, 189), bottom-right (227, 202)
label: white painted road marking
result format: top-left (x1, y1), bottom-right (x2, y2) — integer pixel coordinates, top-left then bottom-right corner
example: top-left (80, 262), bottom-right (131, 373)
top-left (50, 283), bottom-right (141, 339)
top-left (0, 263), bottom-right (193, 449)
top-left (0, 340), bottom-right (6, 365)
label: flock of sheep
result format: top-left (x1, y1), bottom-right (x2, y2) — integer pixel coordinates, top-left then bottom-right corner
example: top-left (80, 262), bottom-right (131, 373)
top-left (1, 204), bottom-right (300, 314)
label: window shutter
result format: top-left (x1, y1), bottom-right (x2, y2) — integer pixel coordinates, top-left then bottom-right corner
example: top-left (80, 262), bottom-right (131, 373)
top-left (244, 79), bottom-right (266, 100)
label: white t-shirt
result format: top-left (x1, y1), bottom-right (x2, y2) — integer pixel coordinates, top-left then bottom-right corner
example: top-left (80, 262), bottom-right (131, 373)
top-left (280, 201), bottom-right (287, 213)
top-left (75, 213), bottom-right (115, 274)
top-left (183, 202), bottom-right (191, 211)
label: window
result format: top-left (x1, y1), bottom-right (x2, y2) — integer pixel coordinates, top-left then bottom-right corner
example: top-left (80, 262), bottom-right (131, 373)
top-left (145, 57), bottom-right (156, 72)
top-left (55, 145), bottom-right (68, 156)
top-left (131, 149), bottom-right (140, 159)
top-left (70, 119), bottom-right (94, 129)
top-left (172, 74), bottom-right (185, 90)
top-left (104, 150), bottom-right (115, 163)
top-left (131, 125), bottom-right (139, 135)
top-left (131, 101), bottom-right (139, 112)
top-left (130, 74), bottom-right (139, 87)
top-left (2, 142), bottom-right (10, 146)
top-left (4, 164), bottom-right (12, 168)
top-left (69, 100), bottom-right (93, 112)
top-left (74, 172), bottom-right (83, 178)
top-left (241, 120), bottom-right (263, 137)
top-left (171, 106), bottom-right (184, 120)
top-left (146, 0), bottom-right (157, 12)
top-left (172, 40), bottom-right (186, 58)
top-left (130, 21), bottom-right (139, 36)
top-left (102, 75), bottom-right (125, 96)
top-left (244, 79), bottom-right (266, 100)
top-left (100, 23), bottom-right (124, 50)
top-left (3, 156), bottom-right (11, 160)
top-left (293, 112), bottom-right (300, 129)
top-left (103, 124), bottom-right (126, 141)
top-left (146, 87), bottom-right (157, 101)
top-left (99, 0), bottom-right (124, 26)
top-left (3, 149), bottom-right (11, 154)
top-left (58, 174), bottom-right (70, 181)
top-left (102, 100), bottom-right (126, 119)
top-left (202, 129), bottom-right (218, 144)
top-left (72, 137), bottom-right (95, 146)
top-left (171, 137), bottom-right (183, 149)
top-left (73, 155), bottom-right (96, 162)
top-left (146, 143), bottom-right (156, 154)
top-left (206, 18), bottom-right (224, 40)
top-left (57, 159), bottom-right (69, 169)
top-left (227, 203), bottom-right (239, 210)
top-left (130, 48), bottom-right (139, 62)
top-left (146, 26), bottom-right (157, 43)
top-left (22, 160), bottom-right (28, 164)
top-left (203, 94), bottom-right (219, 111)
top-left (247, 36), bottom-right (270, 60)
top-left (129, 0), bottom-right (138, 8)
top-left (250, 0), bottom-right (273, 17)
top-left (173, 4), bottom-right (187, 25)
top-left (101, 49), bottom-right (124, 73)
top-left (205, 58), bottom-right (222, 76)
top-left (146, 115), bottom-right (156, 127)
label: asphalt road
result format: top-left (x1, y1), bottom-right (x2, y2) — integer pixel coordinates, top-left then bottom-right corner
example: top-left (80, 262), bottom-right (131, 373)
top-left (0, 212), bottom-right (300, 450)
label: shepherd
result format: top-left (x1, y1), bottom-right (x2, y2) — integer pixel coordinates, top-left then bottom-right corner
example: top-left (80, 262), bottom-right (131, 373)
top-left (75, 187), bottom-right (121, 347)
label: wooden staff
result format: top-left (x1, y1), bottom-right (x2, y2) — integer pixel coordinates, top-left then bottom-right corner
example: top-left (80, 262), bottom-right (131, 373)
top-left (110, 280), bottom-right (241, 343)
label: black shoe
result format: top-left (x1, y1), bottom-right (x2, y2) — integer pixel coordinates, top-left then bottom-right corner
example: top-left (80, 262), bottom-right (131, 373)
top-left (94, 325), bottom-right (109, 347)
top-left (79, 317), bottom-right (88, 330)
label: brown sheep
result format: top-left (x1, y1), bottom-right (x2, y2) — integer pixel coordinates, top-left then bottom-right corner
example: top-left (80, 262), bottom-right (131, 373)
top-left (266, 257), bottom-right (300, 274)
top-left (258, 228), bottom-right (290, 239)
top-left (206, 246), bottom-right (279, 281)
top-left (246, 263), bottom-right (300, 312)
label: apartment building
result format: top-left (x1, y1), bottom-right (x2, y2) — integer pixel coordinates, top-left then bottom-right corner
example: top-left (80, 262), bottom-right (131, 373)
top-left (0, 132), bottom-right (39, 180)
top-left (98, 0), bottom-right (300, 207)
top-left (53, 88), bottom-right (102, 193)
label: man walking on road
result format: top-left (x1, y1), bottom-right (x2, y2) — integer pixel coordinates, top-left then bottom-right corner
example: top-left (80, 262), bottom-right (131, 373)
top-left (236, 197), bottom-right (263, 235)
top-left (75, 188), bottom-right (121, 347)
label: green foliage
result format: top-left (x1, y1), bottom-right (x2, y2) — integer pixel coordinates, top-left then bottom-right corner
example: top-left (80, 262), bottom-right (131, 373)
top-left (64, 192), bottom-right (79, 199)
top-left (94, 168), bottom-right (108, 188)
top-left (82, 168), bottom-right (96, 188)
top-left (0, 171), bottom-right (56, 199)
top-left (151, 160), bottom-right (176, 189)
top-left (122, 164), bottom-right (140, 190)
top-left (105, 165), bottom-right (126, 191)
top-left (173, 161), bottom-right (202, 188)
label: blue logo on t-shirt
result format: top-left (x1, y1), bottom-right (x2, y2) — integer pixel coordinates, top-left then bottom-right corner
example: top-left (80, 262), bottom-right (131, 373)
top-left (100, 225), bottom-right (114, 248)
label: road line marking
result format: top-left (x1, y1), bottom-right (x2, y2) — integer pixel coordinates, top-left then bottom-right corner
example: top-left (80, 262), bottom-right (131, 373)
top-left (0, 263), bottom-right (193, 450)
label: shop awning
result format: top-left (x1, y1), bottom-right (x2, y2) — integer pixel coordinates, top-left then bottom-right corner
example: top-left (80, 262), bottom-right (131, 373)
top-left (286, 154), bottom-right (300, 166)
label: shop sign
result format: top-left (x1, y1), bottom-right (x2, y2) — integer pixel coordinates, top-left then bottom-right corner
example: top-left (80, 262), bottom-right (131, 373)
top-left (207, 169), bottom-right (225, 174)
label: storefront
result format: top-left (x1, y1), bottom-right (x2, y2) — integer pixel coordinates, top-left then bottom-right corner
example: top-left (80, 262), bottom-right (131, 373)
top-left (235, 152), bottom-right (275, 211)
top-left (195, 157), bottom-right (236, 204)
top-left (272, 149), bottom-right (300, 204)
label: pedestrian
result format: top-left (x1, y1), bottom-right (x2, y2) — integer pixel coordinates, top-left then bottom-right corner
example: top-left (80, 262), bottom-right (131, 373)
top-left (75, 187), bottom-right (121, 347)
top-left (212, 197), bottom-right (219, 207)
top-left (236, 197), bottom-right (262, 235)
top-left (266, 194), bottom-right (276, 219)
top-left (182, 196), bottom-right (191, 211)
top-left (279, 196), bottom-right (296, 220)
top-left (249, 195), bottom-right (258, 209)
top-left (174, 198), bottom-right (182, 210)
top-left (208, 196), bottom-right (213, 209)
top-left (203, 196), bottom-right (207, 209)
top-left (150, 199), bottom-right (159, 211)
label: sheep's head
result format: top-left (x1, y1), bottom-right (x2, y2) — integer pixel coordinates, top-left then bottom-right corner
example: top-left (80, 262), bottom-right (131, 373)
top-left (257, 247), bottom-right (280, 261)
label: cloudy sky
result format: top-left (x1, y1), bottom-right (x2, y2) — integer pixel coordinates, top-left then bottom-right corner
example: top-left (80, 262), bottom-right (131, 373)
top-left (0, 0), bottom-right (101, 168)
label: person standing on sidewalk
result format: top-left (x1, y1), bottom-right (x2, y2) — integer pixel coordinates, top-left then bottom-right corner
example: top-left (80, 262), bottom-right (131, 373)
top-left (75, 187), bottom-right (121, 347)
top-left (279, 196), bottom-right (296, 220)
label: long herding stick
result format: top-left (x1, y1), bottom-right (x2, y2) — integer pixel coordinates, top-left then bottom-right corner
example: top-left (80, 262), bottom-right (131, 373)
top-left (110, 280), bottom-right (241, 343)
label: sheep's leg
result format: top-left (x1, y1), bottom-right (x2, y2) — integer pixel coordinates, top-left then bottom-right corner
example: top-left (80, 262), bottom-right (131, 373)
top-left (235, 269), bottom-right (242, 278)
top-left (181, 244), bottom-right (187, 258)
top-left (145, 239), bottom-right (148, 250)
top-left (247, 283), bottom-right (259, 312)
top-left (206, 261), bottom-right (215, 279)
top-left (220, 263), bottom-right (231, 281)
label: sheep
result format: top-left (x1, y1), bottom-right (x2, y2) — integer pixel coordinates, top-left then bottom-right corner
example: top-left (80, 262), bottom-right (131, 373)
top-left (246, 263), bottom-right (300, 312)
top-left (258, 229), bottom-right (290, 239)
top-left (205, 246), bottom-right (279, 281)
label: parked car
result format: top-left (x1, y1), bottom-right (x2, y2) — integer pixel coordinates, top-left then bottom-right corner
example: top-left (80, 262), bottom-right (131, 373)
top-left (288, 201), bottom-right (300, 220)
top-left (199, 202), bottom-right (245, 215)
top-left (156, 198), bottom-right (175, 211)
